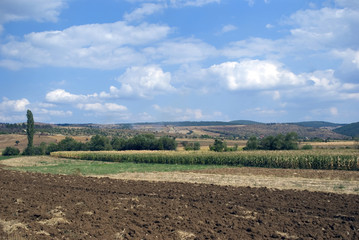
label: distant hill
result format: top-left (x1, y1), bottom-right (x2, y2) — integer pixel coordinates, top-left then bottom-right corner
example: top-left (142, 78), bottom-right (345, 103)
top-left (288, 121), bottom-right (344, 128)
top-left (333, 122), bottom-right (359, 137)
top-left (197, 123), bottom-right (347, 140)
top-left (228, 120), bottom-right (263, 125)
top-left (133, 120), bottom-right (262, 127)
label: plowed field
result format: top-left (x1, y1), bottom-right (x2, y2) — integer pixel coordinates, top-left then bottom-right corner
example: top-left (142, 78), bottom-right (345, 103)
top-left (1, 166), bottom-right (358, 239)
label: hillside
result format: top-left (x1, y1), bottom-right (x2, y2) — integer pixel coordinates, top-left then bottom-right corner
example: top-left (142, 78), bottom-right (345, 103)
top-left (333, 122), bottom-right (359, 138)
top-left (288, 121), bottom-right (344, 128)
top-left (187, 124), bottom-right (347, 140)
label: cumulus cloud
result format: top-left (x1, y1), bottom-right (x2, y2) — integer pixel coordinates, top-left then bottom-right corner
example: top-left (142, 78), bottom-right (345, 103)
top-left (0, 0), bottom-right (65, 24)
top-left (287, 7), bottom-right (359, 50)
top-left (45, 89), bottom-right (98, 103)
top-left (101, 66), bottom-right (175, 98)
top-left (209, 60), bottom-right (302, 90)
top-left (77, 103), bottom-right (127, 112)
top-left (332, 49), bottom-right (359, 69)
top-left (0, 97), bottom-right (30, 112)
top-left (0, 21), bottom-right (170, 69)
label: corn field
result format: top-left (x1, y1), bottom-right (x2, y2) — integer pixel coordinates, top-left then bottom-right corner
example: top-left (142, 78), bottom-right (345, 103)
top-left (51, 150), bottom-right (359, 171)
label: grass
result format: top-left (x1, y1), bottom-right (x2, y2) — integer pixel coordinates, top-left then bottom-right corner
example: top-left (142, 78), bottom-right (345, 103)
top-left (7, 158), bottom-right (228, 176)
top-left (0, 156), bottom-right (17, 161)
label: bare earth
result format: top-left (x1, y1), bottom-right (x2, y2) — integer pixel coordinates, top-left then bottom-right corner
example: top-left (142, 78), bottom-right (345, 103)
top-left (0, 157), bottom-right (359, 239)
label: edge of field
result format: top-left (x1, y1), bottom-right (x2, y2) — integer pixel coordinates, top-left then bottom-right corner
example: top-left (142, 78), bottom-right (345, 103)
top-left (1, 156), bottom-right (359, 195)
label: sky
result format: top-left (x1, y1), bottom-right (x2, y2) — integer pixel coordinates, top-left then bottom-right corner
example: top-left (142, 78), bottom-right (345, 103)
top-left (0, 0), bottom-right (358, 124)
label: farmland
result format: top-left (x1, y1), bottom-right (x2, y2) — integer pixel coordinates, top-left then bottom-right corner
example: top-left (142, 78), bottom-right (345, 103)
top-left (0, 161), bottom-right (358, 239)
top-left (0, 121), bottom-right (358, 239)
top-left (51, 149), bottom-right (359, 171)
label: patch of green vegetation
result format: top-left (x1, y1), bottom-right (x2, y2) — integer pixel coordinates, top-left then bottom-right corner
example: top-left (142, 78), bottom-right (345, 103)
top-left (8, 160), bottom-right (228, 176)
top-left (333, 184), bottom-right (346, 190)
top-left (0, 156), bottom-right (16, 161)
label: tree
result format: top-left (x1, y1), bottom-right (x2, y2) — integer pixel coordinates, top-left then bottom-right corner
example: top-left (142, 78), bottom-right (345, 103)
top-left (210, 139), bottom-right (227, 152)
top-left (244, 136), bottom-right (259, 150)
top-left (89, 135), bottom-right (112, 151)
top-left (26, 110), bottom-right (35, 148)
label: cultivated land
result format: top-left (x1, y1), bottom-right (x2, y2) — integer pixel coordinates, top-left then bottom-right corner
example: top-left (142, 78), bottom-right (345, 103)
top-left (1, 156), bottom-right (359, 239)
top-left (0, 122), bottom-right (358, 239)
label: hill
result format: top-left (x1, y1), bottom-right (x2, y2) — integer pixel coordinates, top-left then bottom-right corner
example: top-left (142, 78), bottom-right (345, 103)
top-left (288, 121), bottom-right (344, 128)
top-left (333, 122), bottom-right (359, 138)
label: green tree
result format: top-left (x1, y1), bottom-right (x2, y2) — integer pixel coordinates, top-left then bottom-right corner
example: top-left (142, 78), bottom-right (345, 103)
top-left (244, 136), bottom-right (259, 150)
top-left (210, 139), bottom-right (227, 152)
top-left (26, 110), bottom-right (35, 148)
top-left (283, 132), bottom-right (298, 150)
top-left (89, 135), bottom-right (112, 151)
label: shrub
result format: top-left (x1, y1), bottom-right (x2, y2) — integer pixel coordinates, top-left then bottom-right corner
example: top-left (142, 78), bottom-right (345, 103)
top-left (22, 146), bottom-right (44, 156)
top-left (184, 142), bottom-right (201, 151)
top-left (2, 146), bottom-right (20, 156)
top-left (301, 144), bottom-right (313, 150)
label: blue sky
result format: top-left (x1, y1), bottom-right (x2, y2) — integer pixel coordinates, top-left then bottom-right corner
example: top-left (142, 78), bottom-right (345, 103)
top-left (0, 0), bottom-right (358, 124)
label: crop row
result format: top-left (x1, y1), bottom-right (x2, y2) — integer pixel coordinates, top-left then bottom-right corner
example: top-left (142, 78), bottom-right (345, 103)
top-left (50, 150), bottom-right (359, 171)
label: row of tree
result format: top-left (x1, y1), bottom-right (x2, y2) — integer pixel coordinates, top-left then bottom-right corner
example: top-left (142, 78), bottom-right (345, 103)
top-left (244, 132), bottom-right (299, 150)
top-left (3, 134), bottom-right (177, 156)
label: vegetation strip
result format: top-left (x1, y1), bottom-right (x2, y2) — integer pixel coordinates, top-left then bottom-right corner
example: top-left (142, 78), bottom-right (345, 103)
top-left (51, 150), bottom-right (359, 171)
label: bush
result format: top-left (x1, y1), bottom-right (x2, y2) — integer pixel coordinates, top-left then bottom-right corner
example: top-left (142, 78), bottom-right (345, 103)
top-left (2, 146), bottom-right (20, 156)
top-left (184, 142), bottom-right (201, 151)
top-left (22, 146), bottom-right (44, 156)
top-left (301, 144), bottom-right (313, 150)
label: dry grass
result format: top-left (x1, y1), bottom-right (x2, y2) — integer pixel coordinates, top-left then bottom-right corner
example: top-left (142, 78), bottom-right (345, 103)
top-left (97, 171), bottom-right (359, 194)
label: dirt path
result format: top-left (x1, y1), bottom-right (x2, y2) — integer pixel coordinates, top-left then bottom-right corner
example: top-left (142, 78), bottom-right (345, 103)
top-left (0, 167), bottom-right (358, 239)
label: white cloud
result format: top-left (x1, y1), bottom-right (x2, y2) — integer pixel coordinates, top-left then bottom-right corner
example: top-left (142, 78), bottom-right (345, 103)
top-left (124, 3), bottom-right (164, 22)
top-left (144, 38), bottom-right (218, 64)
top-left (77, 103), bottom-right (127, 112)
top-left (103, 66), bottom-right (175, 98)
top-left (209, 60), bottom-right (302, 90)
top-left (46, 89), bottom-right (97, 103)
top-left (0, 0), bottom-right (66, 24)
top-left (332, 49), bottom-right (359, 69)
top-left (221, 24), bottom-right (237, 33)
top-left (335, 0), bottom-right (359, 9)
top-left (37, 108), bottom-right (72, 117)
top-left (287, 7), bottom-right (359, 50)
top-left (0, 97), bottom-right (30, 112)
top-left (0, 21), bottom-right (170, 69)
top-left (123, 0), bottom-right (220, 22)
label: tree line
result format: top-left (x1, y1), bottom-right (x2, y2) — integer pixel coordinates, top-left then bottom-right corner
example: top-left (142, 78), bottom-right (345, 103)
top-left (244, 132), bottom-right (299, 150)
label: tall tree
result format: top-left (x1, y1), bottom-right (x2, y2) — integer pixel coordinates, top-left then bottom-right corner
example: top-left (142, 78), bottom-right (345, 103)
top-left (26, 109), bottom-right (35, 148)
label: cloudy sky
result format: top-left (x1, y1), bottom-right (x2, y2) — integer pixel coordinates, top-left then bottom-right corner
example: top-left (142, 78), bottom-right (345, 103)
top-left (0, 0), bottom-right (358, 124)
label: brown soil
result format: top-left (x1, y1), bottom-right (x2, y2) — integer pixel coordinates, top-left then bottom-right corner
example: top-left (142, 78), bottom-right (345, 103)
top-left (1, 167), bottom-right (358, 239)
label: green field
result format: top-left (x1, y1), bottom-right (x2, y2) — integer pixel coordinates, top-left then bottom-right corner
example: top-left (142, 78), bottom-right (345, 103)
top-left (51, 149), bottom-right (359, 171)
top-left (6, 158), bottom-right (227, 176)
